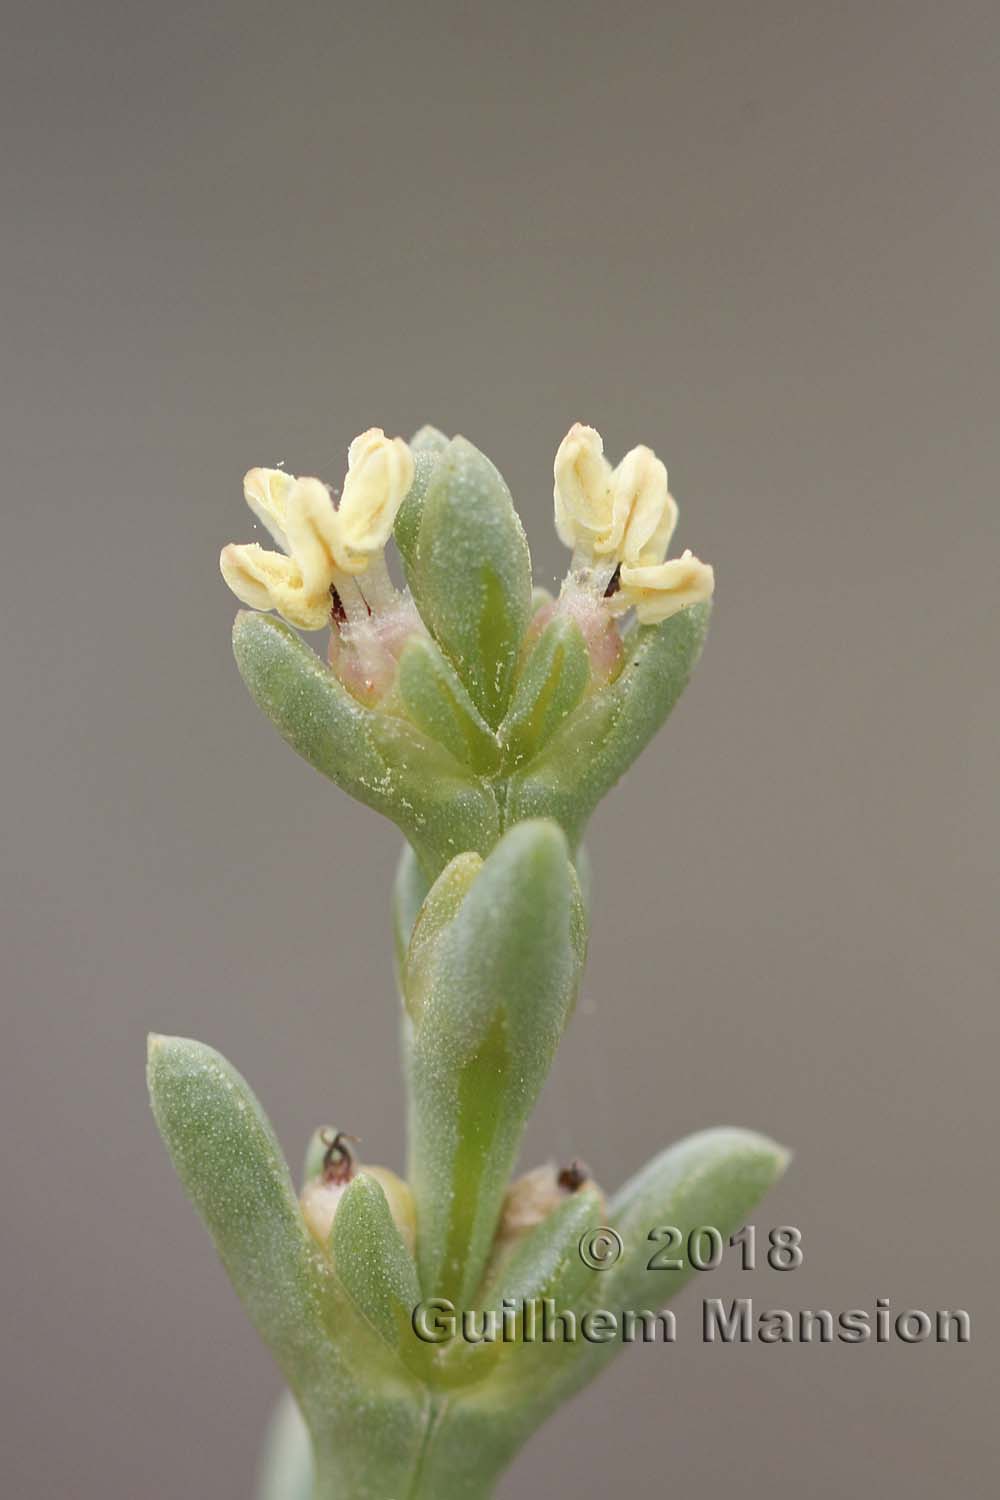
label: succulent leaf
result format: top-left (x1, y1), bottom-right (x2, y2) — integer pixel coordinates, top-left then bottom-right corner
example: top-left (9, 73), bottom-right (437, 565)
top-left (330, 1173), bottom-right (422, 1351)
top-left (400, 437), bottom-right (532, 727)
top-left (392, 428), bottom-right (449, 571)
top-left (506, 603), bottom-right (711, 845)
top-left (508, 1126), bottom-right (788, 1415)
top-left (501, 615), bottom-right (590, 766)
top-left (146, 1035), bottom-right (331, 1379)
top-left (233, 611), bottom-right (499, 879)
top-left (485, 1183), bottom-right (605, 1313)
top-left (398, 635), bottom-right (501, 773)
top-left (404, 821), bottom-right (586, 1305)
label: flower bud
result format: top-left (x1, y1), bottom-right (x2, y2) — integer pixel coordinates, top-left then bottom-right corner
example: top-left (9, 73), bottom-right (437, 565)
top-left (494, 1161), bottom-right (604, 1254)
top-left (300, 1139), bottom-right (416, 1255)
top-left (300, 1176), bottom-right (351, 1246)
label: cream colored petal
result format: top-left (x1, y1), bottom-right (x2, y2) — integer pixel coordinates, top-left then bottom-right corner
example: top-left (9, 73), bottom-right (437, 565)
top-left (617, 549), bottom-right (715, 624)
top-left (346, 427), bottom-right (386, 471)
top-left (338, 429), bottom-right (414, 562)
top-left (220, 542), bottom-right (278, 613)
top-left (553, 423), bottom-right (614, 551)
top-left (219, 542), bottom-right (332, 630)
top-left (284, 477), bottom-right (344, 592)
top-left (639, 482), bottom-right (680, 565)
top-left (243, 468), bottom-right (295, 551)
top-left (600, 445), bottom-right (676, 564)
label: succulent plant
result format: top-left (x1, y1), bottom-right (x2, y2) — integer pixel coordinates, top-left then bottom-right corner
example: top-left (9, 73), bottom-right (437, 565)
top-left (148, 422), bottom-right (787, 1498)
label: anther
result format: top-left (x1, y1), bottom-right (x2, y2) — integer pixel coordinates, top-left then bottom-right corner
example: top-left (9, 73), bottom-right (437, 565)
top-left (557, 1159), bottom-right (590, 1192)
top-left (320, 1129), bottom-right (360, 1184)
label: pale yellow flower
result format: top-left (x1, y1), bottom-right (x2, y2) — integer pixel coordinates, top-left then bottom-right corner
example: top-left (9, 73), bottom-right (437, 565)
top-left (555, 422), bottom-right (713, 624)
top-left (338, 430), bottom-right (414, 569)
top-left (602, 444), bottom-right (677, 566)
top-left (242, 467), bottom-right (295, 550)
top-left (219, 540), bottom-right (331, 631)
top-left (554, 423), bottom-right (678, 567)
top-left (283, 476), bottom-right (346, 595)
top-left (553, 423), bottom-right (613, 551)
top-left (613, 549), bottom-right (715, 624)
top-left (219, 429), bottom-right (414, 629)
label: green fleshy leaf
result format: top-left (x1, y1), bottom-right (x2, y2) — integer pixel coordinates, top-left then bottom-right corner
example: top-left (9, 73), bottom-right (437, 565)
top-left (330, 1174), bottom-right (422, 1351)
top-left (410, 424), bottom-right (450, 455)
top-left (404, 821), bottom-right (587, 1306)
top-left (486, 1184), bottom-right (604, 1313)
top-left (501, 615), bottom-right (589, 767)
top-left (420, 1185), bottom-right (605, 1393)
top-left (393, 428), bottom-right (450, 571)
top-left (398, 635), bottom-right (501, 774)
top-left (150, 1037), bottom-right (438, 1497)
top-left (232, 611), bottom-right (499, 879)
top-left (403, 852), bottom-right (483, 1027)
top-left (401, 437), bottom-right (532, 727)
top-left (606, 1128), bottom-right (790, 1299)
top-left (508, 1127), bottom-right (788, 1411)
top-left (506, 603), bottom-right (711, 846)
top-left (146, 1035), bottom-right (330, 1379)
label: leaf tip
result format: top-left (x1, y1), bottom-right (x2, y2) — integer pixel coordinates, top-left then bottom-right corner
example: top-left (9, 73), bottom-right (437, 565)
top-left (709, 1126), bottom-right (792, 1181)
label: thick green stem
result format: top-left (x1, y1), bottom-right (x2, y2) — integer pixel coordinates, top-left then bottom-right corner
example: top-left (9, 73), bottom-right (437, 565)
top-left (310, 1393), bottom-right (513, 1500)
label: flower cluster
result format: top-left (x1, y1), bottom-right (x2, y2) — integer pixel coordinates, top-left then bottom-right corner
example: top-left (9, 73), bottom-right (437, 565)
top-left (219, 423), bottom-right (714, 707)
top-left (219, 428), bottom-right (414, 631)
top-left (553, 422), bottom-right (715, 624)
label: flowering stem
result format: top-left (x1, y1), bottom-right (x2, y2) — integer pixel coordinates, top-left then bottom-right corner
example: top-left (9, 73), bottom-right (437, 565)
top-left (152, 422), bottom-right (787, 1500)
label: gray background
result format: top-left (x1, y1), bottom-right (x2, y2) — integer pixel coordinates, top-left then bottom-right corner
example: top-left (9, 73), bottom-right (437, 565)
top-left (3, 1), bottom-right (997, 1495)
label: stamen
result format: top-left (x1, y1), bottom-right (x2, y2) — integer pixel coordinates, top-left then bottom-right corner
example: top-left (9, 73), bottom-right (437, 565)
top-left (331, 571), bottom-right (370, 626)
top-left (357, 552), bottom-right (397, 613)
top-left (569, 543), bottom-right (594, 574)
top-left (565, 557), bottom-right (619, 598)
